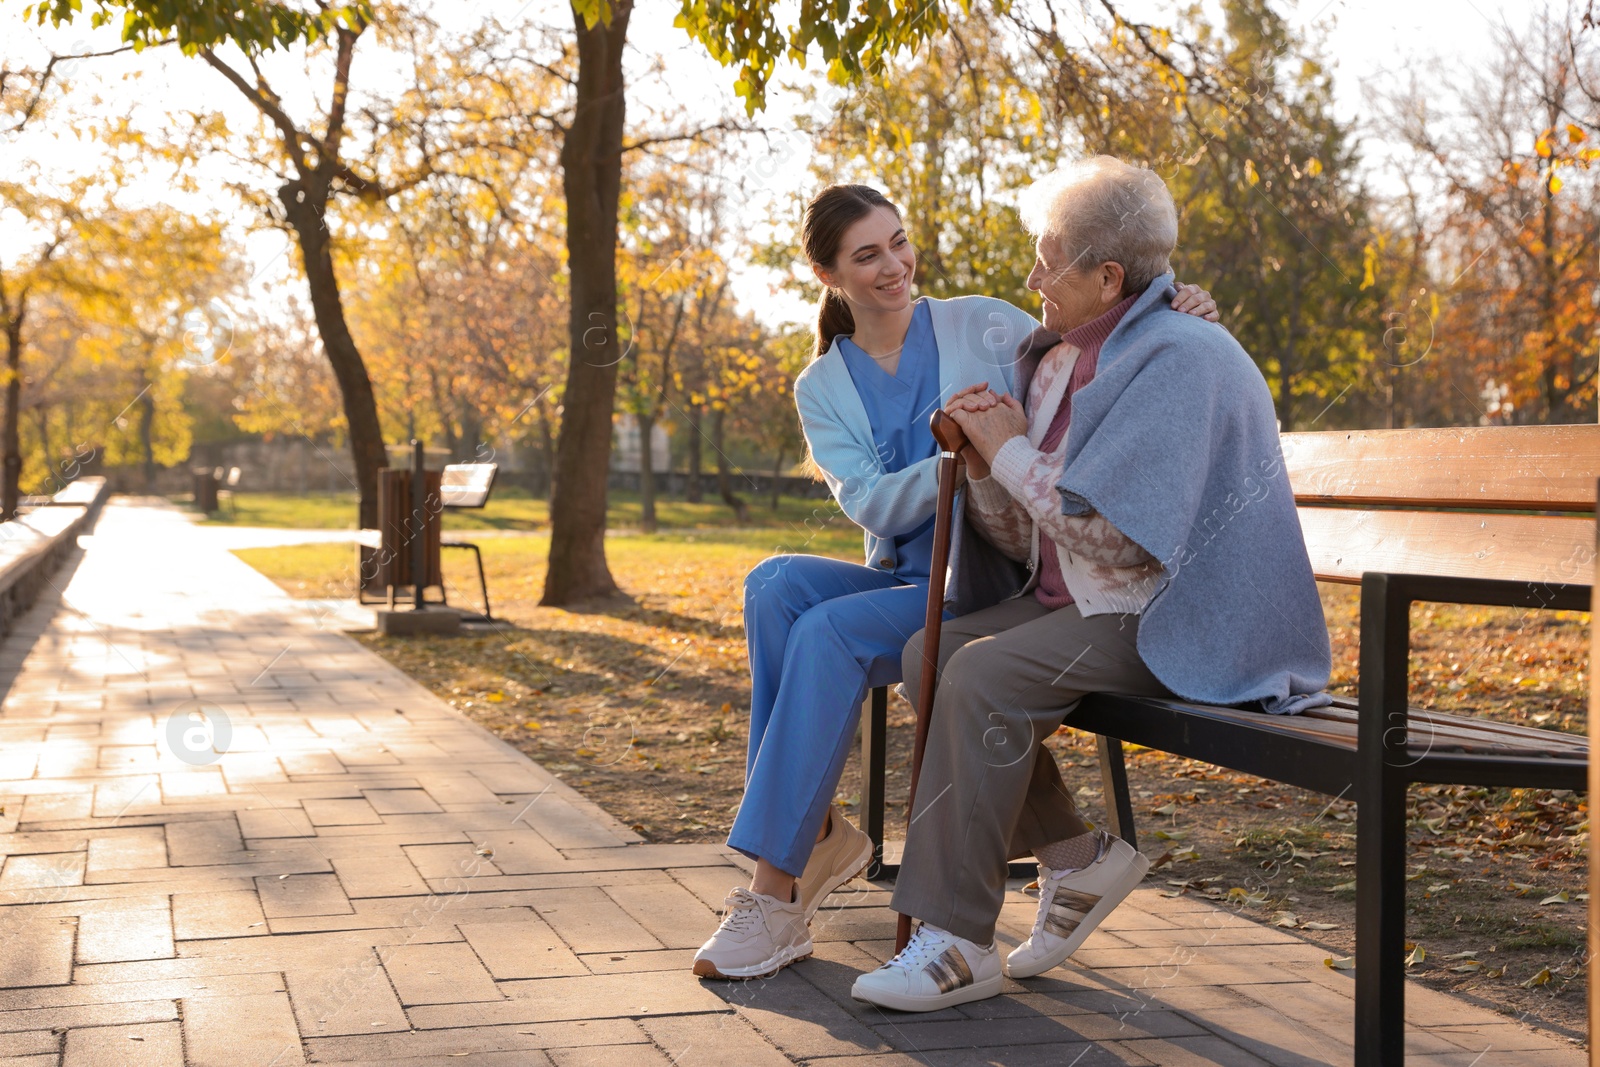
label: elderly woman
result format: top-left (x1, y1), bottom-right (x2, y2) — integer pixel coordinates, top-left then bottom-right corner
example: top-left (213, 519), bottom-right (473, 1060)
top-left (849, 157), bottom-right (1332, 1012)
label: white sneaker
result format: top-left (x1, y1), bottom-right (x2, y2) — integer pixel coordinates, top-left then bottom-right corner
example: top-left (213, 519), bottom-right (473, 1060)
top-left (797, 808), bottom-right (874, 920)
top-left (1004, 831), bottom-right (1150, 979)
top-left (850, 923), bottom-right (1002, 1012)
top-left (691, 887), bottom-right (813, 980)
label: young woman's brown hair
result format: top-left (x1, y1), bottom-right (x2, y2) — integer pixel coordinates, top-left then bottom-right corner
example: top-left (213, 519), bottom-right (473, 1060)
top-left (802, 184), bottom-right (902, 360)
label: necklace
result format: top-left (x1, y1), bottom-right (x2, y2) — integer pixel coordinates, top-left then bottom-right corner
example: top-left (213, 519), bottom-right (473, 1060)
top-left (857, 341), bottom-right (905, 362)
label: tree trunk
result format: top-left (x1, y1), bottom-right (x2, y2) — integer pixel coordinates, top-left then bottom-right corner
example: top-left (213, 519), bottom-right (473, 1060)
top-left (711, 407), bottom-right (747, 523)
top-left (769, 445), bottom-right (784, 511)
top-left (138, 368), bottom-right (156, 490)
top-left (685, 403), bottom-right (703, 502)
top-left (33, 409), bottom-right (51, 492)
top-left (537, 409), bottom-right (556, 500)
top-left (638, 411), bottom-right (657, 533)
top-left (1, 302), bottom-right (24, 520)
top-left (280, 180), bottom-right (389, 529)
top-left (541, 0), bottom-right (633, 605)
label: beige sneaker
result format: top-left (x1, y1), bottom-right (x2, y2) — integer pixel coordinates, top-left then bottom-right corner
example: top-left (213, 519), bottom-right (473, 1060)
top-left (691, 887), bottom-right (813, 980)
top-left (797, 807), bottom-right (874, 919)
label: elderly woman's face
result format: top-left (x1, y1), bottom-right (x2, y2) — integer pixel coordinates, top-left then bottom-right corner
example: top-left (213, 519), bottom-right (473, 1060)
top-left (1027, 234), bottom-right (1123, 333)
top-left (814, 206), bottom-right (917, 314)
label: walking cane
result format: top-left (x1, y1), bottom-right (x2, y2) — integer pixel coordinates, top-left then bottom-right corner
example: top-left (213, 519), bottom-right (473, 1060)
top-left (895, 410), bottom-right (969, 953)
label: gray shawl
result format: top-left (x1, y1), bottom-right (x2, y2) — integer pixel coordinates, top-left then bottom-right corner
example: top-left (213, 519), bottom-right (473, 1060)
top-left (1054, 274), bottom-right (1331, 714)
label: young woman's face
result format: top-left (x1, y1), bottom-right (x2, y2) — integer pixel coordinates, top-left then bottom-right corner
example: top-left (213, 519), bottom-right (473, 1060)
top-left (813, 206), bottom-right (917, 314)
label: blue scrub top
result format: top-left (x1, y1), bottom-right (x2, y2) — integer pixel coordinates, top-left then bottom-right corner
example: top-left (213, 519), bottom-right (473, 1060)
top-left (838, 300), bottom-right (941, 580)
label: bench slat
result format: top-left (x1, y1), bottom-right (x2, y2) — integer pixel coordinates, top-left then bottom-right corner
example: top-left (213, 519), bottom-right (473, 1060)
top-left (1297, 508), bottom-right (1594, 586)
top-left (1283, 425), bottom-right (1600, 512)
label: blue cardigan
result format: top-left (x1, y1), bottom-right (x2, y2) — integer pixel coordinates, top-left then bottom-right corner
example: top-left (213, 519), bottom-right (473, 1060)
top-left (794, 295), bottom-right (1040, 577)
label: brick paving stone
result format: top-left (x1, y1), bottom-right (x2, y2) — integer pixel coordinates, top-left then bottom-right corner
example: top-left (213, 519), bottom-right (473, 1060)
top-left (84, 829), bottom-right (166, 873)
top-left (602, 880), bottom-right (718, 950)
top-left (183, 991), bottom-right (305, 1066)
top-left (162, 819), bottom-right (244, 866)
top-left (1109, 1034), bottom-right (1278, 1066)
top-left (301, 799), bottom-right (383, 827)
top-left (459, 829), bottom-right (564, 875)
top-left (74, 902), bottom-right (173, 964)
top-left (410, 972), bottom-right (728, 1029)
top-left (236, 808), bottom-right (317, 840)
top-left (0, 913), bottom-right (75, 988)
top-left (256, 872), bottom-right (354, 918)
top-left (382, 942), bottom-right (503, 1006)
top-left (549, 1041), bottom-right (675, 1066)
top-left (457, 919), bottom-right (587, 980)
top-left (328, 854), bottom-right (430, 899)
top-left (20, 794), bottom-right (93, 825)
top-left (361, 789), bottom-right (441, 815)
top-left (0, 1032), bottom-right (57, 1060)
top-left (304, 1018), bottom-right (644, 1063)
top-left (576, 950), bottom-right (698, 976)
top-left (715, 968), bottom-right (894, 1060)
top-left (284, 953), bottom-right (411, 1038)
top-left (171, 889), bottom-right (269, 940)
top-left (639, 1014), bottom-right (795, 1067)
top-left (525, 887), bottom-right (665, 955)
top-left (0, 1001), bottom-right (179, 1036)
top-left (0, 853), bottom-right (85, 891)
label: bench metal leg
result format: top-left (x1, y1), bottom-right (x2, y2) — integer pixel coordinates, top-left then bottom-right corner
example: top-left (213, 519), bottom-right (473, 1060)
top-left (861, 686), bottom-right (889, 877)
top-left (441, 540), bottom-right (492, 621)
top-left (1356, 572), bottom-right (1411, 1066)
top-left (1096, 735), bottom-right (1138, 847)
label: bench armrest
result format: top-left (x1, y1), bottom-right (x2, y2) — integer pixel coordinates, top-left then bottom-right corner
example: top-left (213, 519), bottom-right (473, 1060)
top-left (1356, 571), bottom-right (1590, 766)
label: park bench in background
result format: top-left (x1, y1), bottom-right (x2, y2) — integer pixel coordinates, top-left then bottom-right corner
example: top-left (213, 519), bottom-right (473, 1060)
top-left (0, 476), bottom-right (108, 640)
top-left (439, 462), bottom-right (498, 622)
top-left (858, 424), bottom-right (1595, 1065)
top-left (358, 461), bottom-right (498, 622)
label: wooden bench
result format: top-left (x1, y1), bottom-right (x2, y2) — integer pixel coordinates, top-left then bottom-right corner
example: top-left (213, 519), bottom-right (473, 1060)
top-left (859, 425), bottom-right (1594, 1064)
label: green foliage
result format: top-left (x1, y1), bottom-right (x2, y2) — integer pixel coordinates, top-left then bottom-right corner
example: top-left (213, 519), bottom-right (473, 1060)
top-left (22, 0), bottom-right (371, 55)
top-left (675, 0), bottom-right (991, 114)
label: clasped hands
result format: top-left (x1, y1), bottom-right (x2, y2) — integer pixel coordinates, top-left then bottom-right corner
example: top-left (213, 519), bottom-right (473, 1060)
top-left (944, 381), bottom-right (1026, 480)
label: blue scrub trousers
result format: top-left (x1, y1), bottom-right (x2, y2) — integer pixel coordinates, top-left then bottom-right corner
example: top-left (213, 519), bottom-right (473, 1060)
top-left (727, 554), bottom-right (930, 877)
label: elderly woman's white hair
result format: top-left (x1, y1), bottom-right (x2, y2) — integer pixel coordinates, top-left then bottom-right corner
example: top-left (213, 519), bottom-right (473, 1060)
top-left (1018, 156), bottom-right (1178, 295)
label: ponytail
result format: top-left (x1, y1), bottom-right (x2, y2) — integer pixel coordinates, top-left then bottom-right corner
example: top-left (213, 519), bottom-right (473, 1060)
top-left (801, 183), bottom-right (901, 362)
top-left (814, 288), bottom-right (856, 360)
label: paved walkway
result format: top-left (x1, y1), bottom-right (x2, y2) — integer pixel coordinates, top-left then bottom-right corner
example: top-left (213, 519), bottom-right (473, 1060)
top-left (0, 501), bottom-right (1581, 1066)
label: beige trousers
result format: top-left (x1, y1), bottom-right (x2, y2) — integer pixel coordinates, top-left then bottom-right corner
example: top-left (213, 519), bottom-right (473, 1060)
top-left (890, 596), bottom-right (1169, 944)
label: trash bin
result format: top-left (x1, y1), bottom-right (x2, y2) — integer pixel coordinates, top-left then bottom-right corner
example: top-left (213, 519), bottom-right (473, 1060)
top-left (192, 468), bottom-right (220, 513)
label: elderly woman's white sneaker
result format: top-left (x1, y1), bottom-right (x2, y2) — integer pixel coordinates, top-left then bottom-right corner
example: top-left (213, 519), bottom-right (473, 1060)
top-left (850, 923), bottom-right (1001, 1012)
top-left (691, 887), bottom-right (812, 980)
top-left (1005, 831), bottom-right (1149, 979)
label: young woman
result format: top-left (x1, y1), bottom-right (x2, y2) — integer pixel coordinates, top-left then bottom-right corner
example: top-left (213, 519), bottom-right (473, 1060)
top-left (690, 184), bottom-right (1217, 981)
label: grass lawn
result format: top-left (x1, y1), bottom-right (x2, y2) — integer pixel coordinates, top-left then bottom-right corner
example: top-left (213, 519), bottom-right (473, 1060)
top-left (235, 531), bottom-right (1592, 1038)
top-left (182, 486), bottom-right (845, 534)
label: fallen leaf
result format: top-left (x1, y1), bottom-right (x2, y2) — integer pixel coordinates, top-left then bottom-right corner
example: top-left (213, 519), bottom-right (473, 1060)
top-left (1327, 880), bottom-right (1357, 893)
top-left (1539, 891), bottom-right (1569, 906)
top-left (1521, 967), bottom-right (1551, 988)
top-left (1301, 921), bottom-right (1339, 930)
top-left (1270, 911), bottom-right (1299, 928)
top-left (1442, 951), bottom-right (1480, 960)
top-left (1325, 955), bottom-right (1355, 970)
top-left (1406, 944), bottom-right (1426, 967)
top-left (1152, 803), bottom-right (1179, 816)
